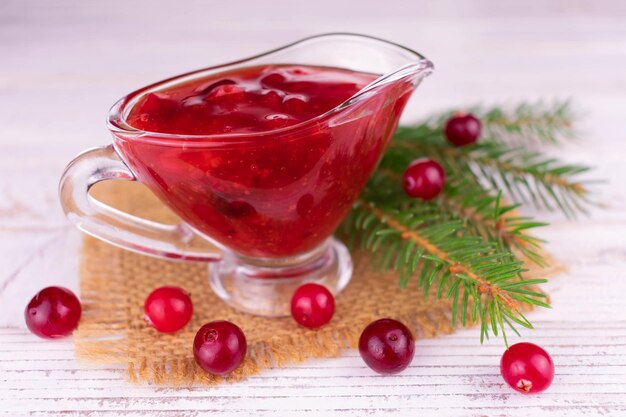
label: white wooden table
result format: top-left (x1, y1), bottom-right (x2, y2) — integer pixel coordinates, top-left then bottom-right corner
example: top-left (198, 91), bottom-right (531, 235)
top-left (1, 1), bottom-right (626, 415)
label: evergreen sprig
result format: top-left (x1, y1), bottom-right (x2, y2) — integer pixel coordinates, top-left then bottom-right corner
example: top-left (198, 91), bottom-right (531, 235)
top-left (375, 170), bottom-right (548, 265)
top-left (422, 100), bottom-right (576, 145)
top-left (389, 125), bottom-right (592, 218)
top-left (481, 101), bottom-right (576, 145)
top-left (339, 100), bottom-right (594, 344)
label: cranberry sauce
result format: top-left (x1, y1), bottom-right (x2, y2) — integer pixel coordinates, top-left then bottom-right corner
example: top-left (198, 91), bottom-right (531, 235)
top-left (127, 65), bottom-right (375, 135)
top-left (115, 64), bottom-right (414, 258)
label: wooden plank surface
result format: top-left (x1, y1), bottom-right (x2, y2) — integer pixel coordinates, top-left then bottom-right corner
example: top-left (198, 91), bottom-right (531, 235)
top-left (1, 0), bottom-right (626, 415)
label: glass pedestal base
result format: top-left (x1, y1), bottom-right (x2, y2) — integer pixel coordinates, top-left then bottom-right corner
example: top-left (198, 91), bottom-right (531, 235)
top-left (208, 238), bottom-right (353, 317)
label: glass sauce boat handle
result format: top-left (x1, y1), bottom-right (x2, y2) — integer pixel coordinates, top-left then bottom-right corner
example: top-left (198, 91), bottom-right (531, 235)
top-left (58, 145), bottom-right (222, 262)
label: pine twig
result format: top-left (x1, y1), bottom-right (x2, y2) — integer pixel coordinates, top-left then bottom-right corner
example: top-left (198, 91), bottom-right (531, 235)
top-left (481, 101), bottom-right (576, 145)
top-left (356, 200), bottom-right (517, 310)
top-left (418, 100), bottom-right (577, 146)
top-left (374, 170), bottom-right (548, 265)
top-left (345, 198), bottom-right (549, 345)
top-left (386, 141), bottom-right (592, 218)
top-left (338, 99), bottom-right (596, 343)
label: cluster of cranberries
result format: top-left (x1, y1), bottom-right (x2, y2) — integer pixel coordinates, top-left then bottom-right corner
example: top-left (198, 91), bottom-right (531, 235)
top-left (23, 112), bottom-right (553, 390)
top-left (24, 282), bottom-right (554, 393)
top-left (402, 112), bottom-right (482, 200)
top-left (142, 286), bottom-right (247, 375)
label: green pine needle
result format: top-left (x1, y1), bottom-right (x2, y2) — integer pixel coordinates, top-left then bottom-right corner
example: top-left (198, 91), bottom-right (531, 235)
top-left (388, 127), bottom-right (592, 219)
top-left (337, 99), bottom-right (596, 344)
top-left (343, 199), bottom-right (547, 346)
top-left (419, 100), bottom-right (577, 146)
top-left (373, 170), bottom-right (549, 265)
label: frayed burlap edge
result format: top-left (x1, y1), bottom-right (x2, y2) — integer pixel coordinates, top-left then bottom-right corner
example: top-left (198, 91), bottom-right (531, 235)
top-left (74, 182), bottom-right (565, 386)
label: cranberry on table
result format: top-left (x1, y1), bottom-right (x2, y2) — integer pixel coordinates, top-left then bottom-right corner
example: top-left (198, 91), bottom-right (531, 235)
top-left (24, 286), bottom-right (82, 339)
top-left (290, 283), bottom-right (335, 329)
top-left (144, 286), bottom-right (193, 333)
top-left (500, 342), bottom-right (555, 394)
top-left (402, 158), bottom-right (446, 200)
top-left (444, 112), bottom-right (481, 146)
top-left (359, 318), bottom-right (415, 374)
top-left (193, 320), bottom-right (247, 375)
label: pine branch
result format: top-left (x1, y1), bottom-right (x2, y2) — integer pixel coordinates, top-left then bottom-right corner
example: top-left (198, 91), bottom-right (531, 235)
top-left (435, 178), bottom-right (549, 266)
top-left (374, 170), bottom-right (548, 265)
top-left (386, 141), bottom-right (592, 218)
top-left (417, 100), bottom-right (577, 145)
top-left (338, 99), bottom-right (597, 343)
top-left (345, 198), bottom-right (549, 344)
top-left (481, 101), bottom-right (576, 145)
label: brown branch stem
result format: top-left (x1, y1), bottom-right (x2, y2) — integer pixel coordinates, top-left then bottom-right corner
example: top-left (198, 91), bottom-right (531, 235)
top-left (356, 200), bottom-right (517, 310)
top-left (376, 169), bottom-right (530, 250)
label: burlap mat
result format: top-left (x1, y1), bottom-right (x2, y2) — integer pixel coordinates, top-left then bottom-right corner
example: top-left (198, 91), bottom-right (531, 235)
top-left (75, 181), bottom-right (562, 386)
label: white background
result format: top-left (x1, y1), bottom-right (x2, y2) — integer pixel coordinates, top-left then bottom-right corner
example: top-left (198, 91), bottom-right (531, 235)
top-left (1, 1), bottom-right (626, 416)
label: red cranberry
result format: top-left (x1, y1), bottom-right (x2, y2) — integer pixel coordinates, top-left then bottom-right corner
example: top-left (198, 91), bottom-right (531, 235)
top-left (296, 193), bottom-right (315, 216)
top-left (283, 95), bottom-right (309, 113)
top-left (501, 342), bottom-right (554, 394)
top-left (137, 93), bottom-right (179, 115)
top-left (25, 287), bottom-right (82, 339)
top-left (193, 321), bottom-right (247, 375)
top-left (359, 318), bottom-right (415, 374)
top-left (260, 72), bottom-right (286, 88)
top-left (226, 200), bottom-right (257, 219)
top-left (290, 283), bottom-right (335, 329)
top-left (196, 79), bottom-right (236, 95)
top-left (444, 112), bottom-right (481, 146)
top-left (144, 286), bottom-right (193, 333)
top-left (260, 90), bottom-right (283, 106)
top-left (402, 158), bottom-right (445, 200)
top-left (207, 84), bottom-right (245, 101)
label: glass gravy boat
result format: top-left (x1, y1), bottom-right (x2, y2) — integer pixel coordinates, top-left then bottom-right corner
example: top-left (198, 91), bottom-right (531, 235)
top-left (59, 33), bottom-right (433, 316)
